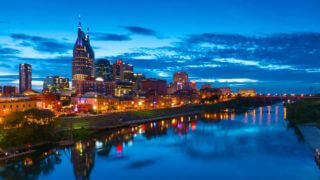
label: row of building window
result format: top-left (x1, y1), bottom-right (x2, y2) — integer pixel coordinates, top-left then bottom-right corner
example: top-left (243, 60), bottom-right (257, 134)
top-left (1, 104), bottom-right (36, 109)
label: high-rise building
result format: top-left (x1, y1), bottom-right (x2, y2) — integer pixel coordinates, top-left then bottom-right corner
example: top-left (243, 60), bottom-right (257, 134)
top-left (95, 59), bottom-right (112, 82)
top-left (173, 72), bottom-right (188, 89)
top-left (43, 76), bottom-right (69, 93)
top-left (112, 60), bottom-right (134, 82)
top-left (19, 63), bottom-right (32, 93)
top-left (72, 16), bottom-right (95, 93)
top-left (123, 64), bottom-right (134, 82)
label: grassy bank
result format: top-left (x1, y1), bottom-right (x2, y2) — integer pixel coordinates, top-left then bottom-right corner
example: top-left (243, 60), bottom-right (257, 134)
top-left (287, 99), bottom-right (320, 127)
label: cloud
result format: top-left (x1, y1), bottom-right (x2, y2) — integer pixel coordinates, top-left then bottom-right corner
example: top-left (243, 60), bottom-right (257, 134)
top-left (195, 78), bottom-right (259, 83)
top-left (213, 58), bottom-right (296, 71)
top-left (91, 32), bottom-right (131, 41)
top-left (186, 64), bottom-right (221, 68)
top-left (11, 33), bottom-right (72, 54)
top-left (0, 45), bottom-right (20, 55)
top-left (182, 33), bottom-right (320, 68)
top-left (123, 26), bottom-right (162, 38)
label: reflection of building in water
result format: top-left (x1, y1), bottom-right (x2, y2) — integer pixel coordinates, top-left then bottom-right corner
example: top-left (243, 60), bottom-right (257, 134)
top-left (71, 141), bottom-right (95, 180)
top-left (202, 112), bottom-right (234, 121)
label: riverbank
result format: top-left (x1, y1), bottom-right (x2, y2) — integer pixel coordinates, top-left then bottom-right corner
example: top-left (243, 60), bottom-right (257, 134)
top-left (297, 124), bottom-right (320, 150)
top-left (286, 99), bottom-right (320, 150)
top-left (0, 96), bottom-right (281, 158)
top-left (286, 99), bottom-right (320, 127)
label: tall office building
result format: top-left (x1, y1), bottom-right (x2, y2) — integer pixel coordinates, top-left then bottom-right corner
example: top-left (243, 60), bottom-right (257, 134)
top-left (72, 16), bottom-right (95, 93)
top-left (112, 60), bottom-right (134, 82)
top-left (95, 59), bottom-right (112, 82)
top-left (173, 72), bottom-right (188, 85)
top-left (173, 72), bottom-right (189, 91)
top-left (19, 63), bottom-right (32, 93)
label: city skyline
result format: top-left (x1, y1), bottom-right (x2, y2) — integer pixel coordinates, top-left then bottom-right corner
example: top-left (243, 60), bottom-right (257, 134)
top-left (1, 0), bottom-right (320, 93)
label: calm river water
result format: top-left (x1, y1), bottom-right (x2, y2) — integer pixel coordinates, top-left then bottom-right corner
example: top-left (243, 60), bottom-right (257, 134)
top-left (0, 104), bottom-right (319, 179)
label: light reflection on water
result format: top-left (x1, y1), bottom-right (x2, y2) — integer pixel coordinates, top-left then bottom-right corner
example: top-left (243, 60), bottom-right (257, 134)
top-left (0, 104), bottom-right (319, 180)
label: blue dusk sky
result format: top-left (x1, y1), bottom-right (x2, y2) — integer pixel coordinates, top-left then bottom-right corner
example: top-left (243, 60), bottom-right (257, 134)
top-left (0, 0), bottom-right (320, 93)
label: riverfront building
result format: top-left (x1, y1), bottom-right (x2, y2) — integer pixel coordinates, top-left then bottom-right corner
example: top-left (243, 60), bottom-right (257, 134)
top-left (0, 97), bottom-right (39, 116)
top-left (72, 16), bottom-right (95, 94)
top-left (19, 63), bottom-right (32, 93)
top-left (237, 89), bottom-right (257, 97)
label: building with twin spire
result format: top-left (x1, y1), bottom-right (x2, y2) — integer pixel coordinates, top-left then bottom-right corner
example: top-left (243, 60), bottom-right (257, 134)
top-left (72, 15), bottom-right (95, 94)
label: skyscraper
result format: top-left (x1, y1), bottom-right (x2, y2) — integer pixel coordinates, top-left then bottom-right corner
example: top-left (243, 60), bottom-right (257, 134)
top-left (173, 72), bottom-right (188, 90)
top-left (19, 63), bottom-right (32, 93)
top-left (72, 16), bottom-right (95, 93)
top-left (112, 60), bottom-right (134, 82)
top-left (95, 59), bottom-right (112, 82)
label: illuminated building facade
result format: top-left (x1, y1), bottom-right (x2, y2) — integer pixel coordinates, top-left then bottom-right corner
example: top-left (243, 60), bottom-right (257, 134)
top-left (112, 60), bottom-right (134, 82)
top-left (95, 59), bottom-right (112, 82)
top-left (219, 87), bottom-right (232, 95)
top-left (43, 76), bottom-right (69, 93)
top-left (173, 72), bottom-right (188, 90)
top-left (237, 89), bottom-right (257, 97)
top-left (0, 97), bottom-right (39, 116)
top-left (19, 63), bottom-right (32, 93)
top-left (115, 81), bottom-right (133, 97)
top-left (200, 88), bottom-right (222, 99)
top-left (72, 16), bottom-right (95, 94)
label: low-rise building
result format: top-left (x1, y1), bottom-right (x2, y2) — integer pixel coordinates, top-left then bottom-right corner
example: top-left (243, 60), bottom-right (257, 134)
top-left (43, 76), bottom-right (69, 93)
top-left (237, 89), bottom-right (257, 97)
top-left (3, 86), bottom-right (18, 97)
top-left (200, 88), bottom-right (222, 99)
top-left (201, 84), bottom-right (211, 89)
top-left (115, 81), bottom-right (133, 97)
top-left (73, 93), bottom-right (117, 112)
top-left (219, 87), bottom-right (232, 95)
top-left (0, 97), bottom-right (39, 116)
top-left (141, 78), bottom-right (167, 96)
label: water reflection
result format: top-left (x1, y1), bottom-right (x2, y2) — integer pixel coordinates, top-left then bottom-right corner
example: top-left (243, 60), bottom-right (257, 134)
top-left (0, 150), bottom-right (61, 179)
top-left (71, 141), bottom-right (95, 180)
top-left (0, 105), bottom-right (319, 180)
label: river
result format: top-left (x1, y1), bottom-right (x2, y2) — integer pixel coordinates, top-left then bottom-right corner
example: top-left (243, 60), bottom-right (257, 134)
top-left (0, 104), bottom-right (319, 179)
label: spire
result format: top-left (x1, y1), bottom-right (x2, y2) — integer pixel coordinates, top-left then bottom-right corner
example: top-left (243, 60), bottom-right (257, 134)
top-left (78, 14), bottom-right (82, 29)
top-left (86, 27), bottom-right (90, 40)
